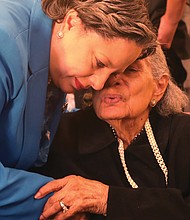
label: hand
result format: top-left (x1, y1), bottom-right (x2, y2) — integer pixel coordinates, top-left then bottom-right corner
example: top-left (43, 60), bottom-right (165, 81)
top-left (35, 175), bottom-right (109, 219)
top-left (157, 14), bottom-right (178, 49)
top-left (45, 211), bottom-right (90, 220)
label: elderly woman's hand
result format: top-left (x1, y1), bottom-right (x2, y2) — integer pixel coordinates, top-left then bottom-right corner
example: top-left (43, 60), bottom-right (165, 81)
top-left (44, 211), bottom-right (90, 220)
top-left (35, 175), bottom-right (109, 220)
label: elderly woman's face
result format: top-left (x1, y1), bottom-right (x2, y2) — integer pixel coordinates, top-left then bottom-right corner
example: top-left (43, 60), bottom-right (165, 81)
top-left (92, 58), bottom-right (156, 120)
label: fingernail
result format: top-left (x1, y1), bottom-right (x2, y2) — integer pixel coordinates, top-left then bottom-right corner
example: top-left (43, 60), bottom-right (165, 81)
top-left (39, 214), bottom-right (45, 220)
top-left (34, 192), bottom-right (41, 199)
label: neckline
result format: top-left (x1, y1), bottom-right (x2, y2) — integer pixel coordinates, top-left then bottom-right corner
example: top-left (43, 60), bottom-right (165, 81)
top-left (111, 118), bottom-right (168, 188)
top-left (109, 124), bottom-right (144, 148)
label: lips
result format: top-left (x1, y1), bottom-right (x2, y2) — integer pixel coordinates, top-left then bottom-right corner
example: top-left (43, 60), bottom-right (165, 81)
top-left (102, 94), bottom-right (123, 104)
top-left (75, 78), bottom-right (85, 90)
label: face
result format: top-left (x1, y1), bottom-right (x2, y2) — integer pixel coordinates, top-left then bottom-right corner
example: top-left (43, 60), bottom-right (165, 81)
top-left (92, 58), bottom-right (157, 122)
top-left (50, 13), bottom-right (142, 93)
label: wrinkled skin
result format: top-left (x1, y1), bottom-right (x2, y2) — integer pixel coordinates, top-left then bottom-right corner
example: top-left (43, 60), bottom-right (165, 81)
top-left (35, 175), bottom-right (108, 220)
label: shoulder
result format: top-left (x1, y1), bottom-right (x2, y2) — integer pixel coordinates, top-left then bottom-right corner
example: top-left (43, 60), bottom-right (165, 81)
top-left (0, 0), bottom-right (36, 37)
top-left (47, 108), bottom-right (101, 175)
top-left (149, 111), bottom-right (190, 152)
top-left (170, 112), bottom-right (190, 131)
top-left (151, 111), bottom-right (190, 131)
top-left (59, 107), bottom-right (99, 130)
top-left (54, 107), bottom-right (96, 141)
top-left (52, 107), bottom-right (112, 152)
top-left (0, 0), bottom-right (35, 71)
top-left (165, 113), bottom-right (190, 154)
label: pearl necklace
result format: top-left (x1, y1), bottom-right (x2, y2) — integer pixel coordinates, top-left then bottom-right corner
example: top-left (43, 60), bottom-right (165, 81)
top-left (111, 118), bottom-right (168, 188)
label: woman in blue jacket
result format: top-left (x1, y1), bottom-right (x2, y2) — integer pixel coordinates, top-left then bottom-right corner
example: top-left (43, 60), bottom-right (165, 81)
top-left (0, 0), bottom-right (157, 219)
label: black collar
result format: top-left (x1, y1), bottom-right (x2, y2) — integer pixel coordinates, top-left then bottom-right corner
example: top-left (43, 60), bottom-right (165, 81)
top-left (74, 108), bottom-right (170, 157)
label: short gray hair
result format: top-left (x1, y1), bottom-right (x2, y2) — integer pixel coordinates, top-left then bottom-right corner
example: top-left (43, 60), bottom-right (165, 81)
top-left (147, 45), bottom-right (189, 116)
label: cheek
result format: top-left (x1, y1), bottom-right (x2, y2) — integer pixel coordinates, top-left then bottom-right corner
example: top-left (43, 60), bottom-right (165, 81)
top-left (66, 44), bottom-right (90, 67)
top-left (93, 98), bottom-right (109, 119)
top-left (134, 78), bottom-right (154, 97)
top-left (135, 85), bottom-right (155, 111)
top-left (126, 80), bottom-right (154, 110)
top-left (65, 57), bottom-right (92, 77)
top-left (92, 96), bottom-right (100, 112)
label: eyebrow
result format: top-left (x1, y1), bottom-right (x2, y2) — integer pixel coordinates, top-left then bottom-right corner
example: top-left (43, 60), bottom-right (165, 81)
top-left (129, 60), bottom-right (144, 69)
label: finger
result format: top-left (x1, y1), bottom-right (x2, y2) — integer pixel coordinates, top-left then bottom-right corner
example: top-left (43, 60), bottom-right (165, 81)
top-left (53, 209), bottom-right (76, 220)
top-left (35, 178), bottom-right (69, 199)
top-left (55, 212), bottom-right (89, 220)
top-left (42, 189), bottom-right (67, 212)
top-left (49, 202), bottom-right (83, 220)
top-left (39, 200), bottom-right (63, 220)
top-left (73, 213), bottom-right (90, 220)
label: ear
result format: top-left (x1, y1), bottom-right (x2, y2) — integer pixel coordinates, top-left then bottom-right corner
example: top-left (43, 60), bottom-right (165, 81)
top-left (64, 9), bottom-right (82, 30)
top-left (153, 75), bottom-right (169, 102)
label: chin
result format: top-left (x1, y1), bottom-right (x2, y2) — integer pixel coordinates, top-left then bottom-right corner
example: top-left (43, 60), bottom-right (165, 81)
top-left (99, 113), bottom-right (121, 120)
top-left (101, 108), bottom-right (122, 116)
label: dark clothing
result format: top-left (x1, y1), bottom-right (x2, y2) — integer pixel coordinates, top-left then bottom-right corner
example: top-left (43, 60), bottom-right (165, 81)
top-left (39, 108), bottom-right (190, 219)
top-left (146, 0), bottom-right (190, 88)
top-left (147, 0), bottom-right (190, 60)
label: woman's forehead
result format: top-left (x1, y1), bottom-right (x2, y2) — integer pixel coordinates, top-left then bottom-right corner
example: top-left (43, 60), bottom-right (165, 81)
top-left (129, 58), bottom-right (150, 70)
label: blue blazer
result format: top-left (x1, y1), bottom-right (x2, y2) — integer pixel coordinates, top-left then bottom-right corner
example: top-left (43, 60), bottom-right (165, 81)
top-left (0, 0), bottom-right (65, 219)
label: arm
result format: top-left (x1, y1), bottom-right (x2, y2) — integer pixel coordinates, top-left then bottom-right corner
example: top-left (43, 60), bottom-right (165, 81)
top-left (34, 116), bottom-right (190, 219)
top-left (158, 0), bottom-right (186, 48)
top-left (35, 111), bottom-right (190, 219)
top-left (35, 175), bottom-right (108, 220)
top-left (107, 186), bottom-right (190, 219)
top-left (0, 162), bottom-right (53, 220)
top-left (34, 175), bottom-right (190, 220)
top-left (0, 55), bottom-right (53, 220)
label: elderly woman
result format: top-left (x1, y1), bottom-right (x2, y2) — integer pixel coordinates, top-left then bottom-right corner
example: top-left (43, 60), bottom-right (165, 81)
top-left (36, 46), bottom-right (190, 220)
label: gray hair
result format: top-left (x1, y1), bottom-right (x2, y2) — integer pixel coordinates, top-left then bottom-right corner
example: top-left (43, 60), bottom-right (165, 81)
top-left (42, 0), bottom-right (157, 58)
top-left (147, 45), bottom-right (189, 116)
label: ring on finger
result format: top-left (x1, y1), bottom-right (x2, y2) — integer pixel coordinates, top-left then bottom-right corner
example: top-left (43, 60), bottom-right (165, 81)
top-left (59, 201), bottom-right (69, 213)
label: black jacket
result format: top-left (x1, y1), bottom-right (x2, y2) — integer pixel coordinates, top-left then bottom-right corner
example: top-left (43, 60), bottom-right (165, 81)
top-left (40, 108), bottom-right (190, 220)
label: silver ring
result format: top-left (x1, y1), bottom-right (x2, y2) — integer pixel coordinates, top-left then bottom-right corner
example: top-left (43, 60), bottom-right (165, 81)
top-left (59, 201), bottom-right (69, 213)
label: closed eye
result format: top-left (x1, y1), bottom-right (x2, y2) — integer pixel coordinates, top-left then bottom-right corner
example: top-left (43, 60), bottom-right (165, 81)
top-left (124, 67), bottom-right (139, 73)
top-left (96, 58), bottom-right (105, 68)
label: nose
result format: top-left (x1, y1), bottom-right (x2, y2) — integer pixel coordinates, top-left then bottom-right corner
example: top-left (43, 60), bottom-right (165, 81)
top-left (104, 72), bottom-right (121, 88)
top-left (89, 70), bottom-right (112, 90)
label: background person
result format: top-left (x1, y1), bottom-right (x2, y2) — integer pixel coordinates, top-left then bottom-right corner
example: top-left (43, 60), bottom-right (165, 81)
top-left (0, 0), bottom-right (157, 219)
top-left (36, 46), bottom-right (190, 219)
top-left (146, 0), bottom-right (190, 89)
